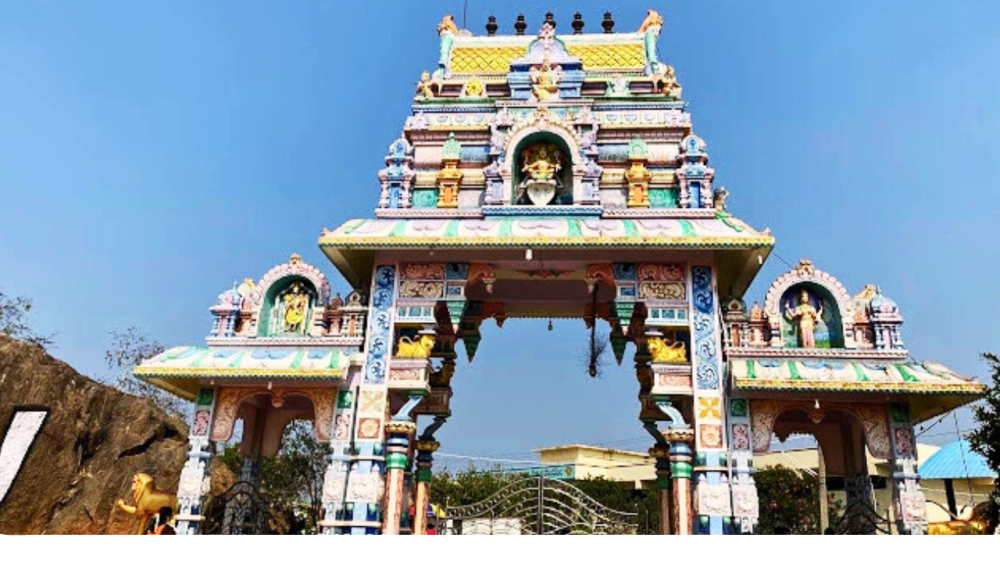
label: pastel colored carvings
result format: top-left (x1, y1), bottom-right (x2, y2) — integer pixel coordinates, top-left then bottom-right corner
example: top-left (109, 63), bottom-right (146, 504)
top-left (437, 133), bottom-right (463, 208)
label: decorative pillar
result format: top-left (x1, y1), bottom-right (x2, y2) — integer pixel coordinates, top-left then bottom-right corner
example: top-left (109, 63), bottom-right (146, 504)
top-left (689, 265), bottom-right (731, 534)
top-left (320, 388), bottom-right (355, 534)
top-left (175, 387), bottom-right (217, 535)
top-left (413, 438), bottom-right (440, 535)
top-left (649, 445), bottom-right (672, 535)
top-left (888, 403), bottom-right (927, 534)
top-left (382, 420), bottom-right (417, 535)
top-left (727, 397), bottom-right (759, 534)
top-left (345, 263), bottom-right (399, 535)
top-left (666, 428), bottom-right (695, 535)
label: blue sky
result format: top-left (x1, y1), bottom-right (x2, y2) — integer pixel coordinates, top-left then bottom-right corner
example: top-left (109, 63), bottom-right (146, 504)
top-left (1, 1), bottom-right (997, 462)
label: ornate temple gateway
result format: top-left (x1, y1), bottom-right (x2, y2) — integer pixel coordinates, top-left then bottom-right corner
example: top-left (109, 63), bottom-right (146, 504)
top-left (135, 10), bottom-right (984, 535)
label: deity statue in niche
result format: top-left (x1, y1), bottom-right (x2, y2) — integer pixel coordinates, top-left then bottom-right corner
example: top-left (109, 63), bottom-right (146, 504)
top-left (785, 289), bottom-right (823, 348)
top-left (279, 282), bottom-right (311, 335)
top-left (517, 143), bottom-right (564, 205)
top-left (529, 57), bottom-right (562, 101)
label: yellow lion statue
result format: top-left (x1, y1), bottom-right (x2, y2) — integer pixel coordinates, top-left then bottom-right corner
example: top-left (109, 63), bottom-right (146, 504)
top-left (928, 501), bottom-right (997, 535)
top-left (396, 334), bottom-right (435, 359)
top-left (116, 473), bottom-right (177, 535)
top-left (648, 337), bottom-right (687, 364)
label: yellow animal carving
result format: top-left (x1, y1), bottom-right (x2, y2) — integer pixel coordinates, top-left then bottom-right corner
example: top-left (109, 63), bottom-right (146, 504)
top-left (396, 334), bottom-right (435, 359)
top-left (648, 337), bottom-right (687, 364)
top-left (115, 473), bottom-right (178, 535)
top-left (927, 501), bottom-right (997, 535)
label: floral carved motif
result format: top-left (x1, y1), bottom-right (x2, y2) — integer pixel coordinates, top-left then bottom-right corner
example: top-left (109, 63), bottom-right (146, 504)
top-left (732, 424), bottom-right (751, 451)
top-left (345, 473), bottom-right (382, 503)
top-left (699, 424), bottom-right (723, 449)
top-left (358, 389), bottom-right (386, 414)
top-left (356, 418), bottom-right (382, 440)
top-left (697, 483), bottom-right (732, 516)
top-left (639, 282), bottom-right (686, 300)
top-left (399, 281), bottom-right (444, 299)
top-left (638, 263), bottom-right (685, 282)
top-left (401, 263), bottom-right (446, 280)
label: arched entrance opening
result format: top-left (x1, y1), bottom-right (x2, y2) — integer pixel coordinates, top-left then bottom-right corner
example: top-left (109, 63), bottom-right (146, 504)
top-left (753, 404), bottom-right (893, 534)
top-left (205, 391), bottom-right (329, 535)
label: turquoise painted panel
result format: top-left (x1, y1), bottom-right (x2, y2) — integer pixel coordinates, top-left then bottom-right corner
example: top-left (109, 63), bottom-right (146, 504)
top-left (649, 188), bottom-right (679, 208)
top-left (411, 189), bottom-right (439, 208)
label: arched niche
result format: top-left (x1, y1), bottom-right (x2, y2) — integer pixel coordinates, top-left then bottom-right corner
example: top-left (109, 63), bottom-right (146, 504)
top-left (258, 275), bottom-right (319, 337)
top-left (511, 132), bottom-right (575, 205)
top-left (763, 261), bottom-right (855, 349)
top-left (499, 111), bottom-right (585, 204)
top-left (778, 282), bottom-right (845, 349)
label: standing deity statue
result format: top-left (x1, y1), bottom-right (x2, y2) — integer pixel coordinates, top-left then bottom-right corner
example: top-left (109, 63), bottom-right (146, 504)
top-left (282, 283), bottom-right (310, 334)
top-left (639, 9), bottom-right (665, 75)
top-left (434, 15), bottom-right (458, 79)
top-left (785, 289), bottom-right (823, 348)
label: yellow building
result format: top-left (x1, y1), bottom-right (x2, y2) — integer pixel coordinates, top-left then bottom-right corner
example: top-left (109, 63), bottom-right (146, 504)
top-left (533, 445), bottom-right (655, 488)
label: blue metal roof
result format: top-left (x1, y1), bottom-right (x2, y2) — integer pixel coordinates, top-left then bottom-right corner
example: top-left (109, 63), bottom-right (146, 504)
top-left (919, 440), bottom-right (996, 480)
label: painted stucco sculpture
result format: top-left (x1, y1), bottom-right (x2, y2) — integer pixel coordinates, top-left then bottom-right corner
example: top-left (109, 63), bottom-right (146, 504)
top-left (135, 10), bottom-right (984, 536)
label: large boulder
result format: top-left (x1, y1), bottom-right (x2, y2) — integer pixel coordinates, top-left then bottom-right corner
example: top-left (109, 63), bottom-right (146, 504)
top-left (0, 336), bottom-right (188, 534)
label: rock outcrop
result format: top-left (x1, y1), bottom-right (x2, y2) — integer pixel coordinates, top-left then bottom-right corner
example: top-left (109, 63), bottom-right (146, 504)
top-left (0, 336), bottom-right (189, 534)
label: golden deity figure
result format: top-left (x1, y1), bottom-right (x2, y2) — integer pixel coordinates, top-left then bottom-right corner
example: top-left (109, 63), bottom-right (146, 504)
top-left (518, 143), bottom-right (564, 205)
top-left (116, 473), bottom-right (177, 535)
top-left (415, 71), bottom-right (436, 100)
top-left (282, 282), bottom-right (309, 334)
top-left (522, 144), bottom-right (561, 182)
top-left (785, 289), bottom-right (823, 348)
top-left (529, 57), bottom-right (562, 101)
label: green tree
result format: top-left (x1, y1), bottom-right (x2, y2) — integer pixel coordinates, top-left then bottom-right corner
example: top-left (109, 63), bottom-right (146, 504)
top-left (430, 466), bottom-right (511, 508)
top-left (217, 420), bottom-right (329, 534)
top-left (573, 476), bottom-right (659, 535)
top-left (969, 353), bottom-right (1000, 514)
top-left (755, 465), bottom-right (823, 534)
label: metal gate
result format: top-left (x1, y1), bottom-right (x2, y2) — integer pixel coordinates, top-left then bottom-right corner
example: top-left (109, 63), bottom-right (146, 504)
top-left (440, 476), bottom-right (638, 535)
top-left (832, 500), bottom-right (892, 535)
top-left (203, 481), bottom-right (272, 535)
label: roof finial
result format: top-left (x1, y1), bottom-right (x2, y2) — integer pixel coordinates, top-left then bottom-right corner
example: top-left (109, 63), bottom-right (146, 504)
top-left (572, 13), bottom-right (585, 34)
top-left (602, 12), bottom-right (615, 33)
top-left (544, 12), bottom-right (556, 29)
top-left (486, 15), bottom-right (498, 36)
top-left (514, 14), bottom-right (527, 35)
